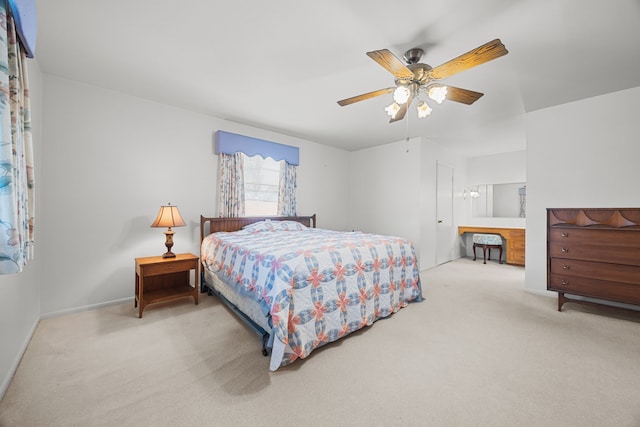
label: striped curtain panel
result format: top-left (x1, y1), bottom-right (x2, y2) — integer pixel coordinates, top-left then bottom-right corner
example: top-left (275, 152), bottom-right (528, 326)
top-left (217, 153), bottom-right (245, 218)
top-left (277, 161), bottom-right (297, 216)
top-left (0, 2), bottom-right (34, 275)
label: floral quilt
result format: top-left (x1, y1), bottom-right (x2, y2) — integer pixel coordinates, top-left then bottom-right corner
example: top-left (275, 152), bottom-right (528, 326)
top-left (200, 221), bottom-right (422, 370)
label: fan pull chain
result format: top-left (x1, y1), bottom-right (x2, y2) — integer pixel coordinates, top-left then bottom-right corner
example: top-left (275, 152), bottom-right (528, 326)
top-left (405, 106), bottom-right (410, 152)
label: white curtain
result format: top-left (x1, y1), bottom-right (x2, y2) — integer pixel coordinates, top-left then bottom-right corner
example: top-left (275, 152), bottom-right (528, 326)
top-left (0, 1), bottom-right (34, 275)
top-left (217, 153), bottom-right (245, 218)
top-left (277, 161), bottom-right (297, 216)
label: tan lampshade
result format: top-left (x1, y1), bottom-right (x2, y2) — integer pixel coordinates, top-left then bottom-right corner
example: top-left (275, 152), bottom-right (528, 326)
top-left (150, 204), bottom-right (186, 228)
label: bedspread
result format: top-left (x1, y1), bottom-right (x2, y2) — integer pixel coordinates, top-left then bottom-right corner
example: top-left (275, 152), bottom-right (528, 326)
top-left (201, 226), bottom-right (422, 370)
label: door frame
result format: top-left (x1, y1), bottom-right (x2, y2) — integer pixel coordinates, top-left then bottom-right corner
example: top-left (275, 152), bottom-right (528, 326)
top-left (436, 161), bottom-right (454, 265)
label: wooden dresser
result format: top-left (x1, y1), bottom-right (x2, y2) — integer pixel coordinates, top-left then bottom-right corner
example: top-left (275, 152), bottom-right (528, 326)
top-left (547, 208), bottom-right (640, 311)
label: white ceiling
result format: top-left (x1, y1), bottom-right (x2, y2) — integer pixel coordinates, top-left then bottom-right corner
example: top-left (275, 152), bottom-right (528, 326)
top-left (36, 0), bottom-right (640, 157)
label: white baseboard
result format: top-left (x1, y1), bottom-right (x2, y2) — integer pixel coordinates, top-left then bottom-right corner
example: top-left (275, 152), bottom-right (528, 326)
top-left (525, 288), bottom-right (556, 298)
top-left (40, 296), bottom-right (134, 320)
top-left (0, 316), bottom-right (39, 401)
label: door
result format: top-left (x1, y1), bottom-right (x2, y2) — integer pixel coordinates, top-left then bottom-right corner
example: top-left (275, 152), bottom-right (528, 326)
top-left (436, 162), bottom-right (454, 265)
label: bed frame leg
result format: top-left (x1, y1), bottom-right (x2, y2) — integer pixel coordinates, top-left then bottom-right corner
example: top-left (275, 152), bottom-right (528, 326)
top-left (200, 271), bottom-right (207, 293)
top-left (262, 335), bottom-right (269, 356)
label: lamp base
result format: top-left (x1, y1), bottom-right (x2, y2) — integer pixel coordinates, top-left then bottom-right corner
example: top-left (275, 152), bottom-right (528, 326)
top-left (162, 228), bottom-right (176, 258)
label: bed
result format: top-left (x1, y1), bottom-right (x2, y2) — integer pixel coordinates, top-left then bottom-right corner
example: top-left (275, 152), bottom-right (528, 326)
top-left (199, 214), bottom-right (423, 371)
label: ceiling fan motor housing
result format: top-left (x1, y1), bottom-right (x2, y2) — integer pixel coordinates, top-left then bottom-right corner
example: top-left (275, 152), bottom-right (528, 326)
top-left (403, 48), bottom-right (424, 64)
top-left (395, 63), bottom-right (434, 89)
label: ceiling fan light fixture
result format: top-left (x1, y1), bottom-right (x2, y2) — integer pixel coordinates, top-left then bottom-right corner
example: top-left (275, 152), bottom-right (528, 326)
top-left (417, 101), bottom-right (432, 118)
top-left (427, 85), bottom-right (448, 104)
top-left (337, 39), bottom-right (508, 124)
top-left (385, 102), bottom-right (401, 118)
top-left (393, 86), bottom-right (411, 104)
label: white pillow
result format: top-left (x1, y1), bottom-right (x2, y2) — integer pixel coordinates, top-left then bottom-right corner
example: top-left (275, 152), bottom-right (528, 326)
top-left (242, 219), bottom-right (307, 232)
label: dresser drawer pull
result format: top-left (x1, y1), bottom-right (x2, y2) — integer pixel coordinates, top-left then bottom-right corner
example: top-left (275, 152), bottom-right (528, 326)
top-left (562, 264), bottom-right (569, 270)
top-left (561, 232), bottom-right (568, 237)
top-left (561, 248), bottom-right (569, 253)
top-left (561, 280), bottom-right (568, 286)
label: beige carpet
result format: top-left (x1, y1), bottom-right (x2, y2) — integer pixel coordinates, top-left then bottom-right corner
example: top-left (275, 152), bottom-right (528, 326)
top-left (1, 258), bottom-right (640, 427)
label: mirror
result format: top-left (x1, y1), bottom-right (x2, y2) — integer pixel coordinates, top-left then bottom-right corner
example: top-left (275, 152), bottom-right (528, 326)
top-left (471, 182), bottom-right (526, 218)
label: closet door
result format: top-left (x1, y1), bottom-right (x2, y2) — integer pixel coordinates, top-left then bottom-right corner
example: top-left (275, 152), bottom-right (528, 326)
top-left (436, 162), bottom-right (454, 265)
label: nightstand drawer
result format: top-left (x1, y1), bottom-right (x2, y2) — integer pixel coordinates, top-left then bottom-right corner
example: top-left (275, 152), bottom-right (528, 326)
top-left (142, 259), bottom-right (195, 276)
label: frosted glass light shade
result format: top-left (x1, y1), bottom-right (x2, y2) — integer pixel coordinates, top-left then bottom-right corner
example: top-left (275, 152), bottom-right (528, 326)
top-left (385, 102), bottom-right (401, 118)
top-left (393, 86), bottom-right (411, 104)
top-left (427, 85), bottom-right (448, 104)
top-left (417, 101), bottom-right (432, 118)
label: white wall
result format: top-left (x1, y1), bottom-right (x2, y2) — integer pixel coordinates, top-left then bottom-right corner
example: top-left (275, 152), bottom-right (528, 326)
top-left (0, 58), bottom-right (42, 398)
top-left (348, 136), bottom-right (468, 271)
top-left (349, 137), bottom-right (422, 243)
top-left (526, 86), bottom-right (640, 296)
top-left (39, 75), bottom-right (350, 317)
top-left (468, 150), bottom-right (526, 185)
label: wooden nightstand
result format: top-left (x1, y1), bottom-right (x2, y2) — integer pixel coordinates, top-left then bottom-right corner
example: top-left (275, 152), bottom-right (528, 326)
top-left (134, 253), bottom-right (199, 318)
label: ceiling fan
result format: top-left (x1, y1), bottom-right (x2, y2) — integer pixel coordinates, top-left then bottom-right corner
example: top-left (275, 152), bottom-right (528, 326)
top-left (337, 39), bottom-right (508, 122)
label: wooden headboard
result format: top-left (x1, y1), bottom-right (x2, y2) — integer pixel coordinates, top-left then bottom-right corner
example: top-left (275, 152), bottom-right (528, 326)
top-left (200, 214), bottom-right (317, 243)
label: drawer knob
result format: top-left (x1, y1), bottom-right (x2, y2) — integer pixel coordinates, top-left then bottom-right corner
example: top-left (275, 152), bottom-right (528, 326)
top-left (562, 264), bottom-right (569, 270)
top-left (562, 280), bottom-right (568, 285)
top-left (561, 232), bottom-right (568, 237)
top-left (561, 248), bottom-right (569, 253)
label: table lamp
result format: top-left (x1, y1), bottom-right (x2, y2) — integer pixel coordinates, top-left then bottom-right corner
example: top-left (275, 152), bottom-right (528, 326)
top-left (150, 203), bottom-right (186, 258)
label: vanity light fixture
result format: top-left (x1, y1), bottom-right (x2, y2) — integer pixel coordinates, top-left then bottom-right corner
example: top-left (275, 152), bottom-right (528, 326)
top-left (464, 187), bottom-right (481, 199)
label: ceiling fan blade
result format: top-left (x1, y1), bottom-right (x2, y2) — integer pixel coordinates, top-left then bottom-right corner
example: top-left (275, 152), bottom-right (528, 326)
top-left (366, 49), bottom-right (414, 79)
top-left (445, 86), bottom-right (484, 105)
top-left (337, 87), bottom-right (394, 106)
top-left (429, 39), bottom-right (508, 80)
top-left (389, 101), bottom-right (409, 123)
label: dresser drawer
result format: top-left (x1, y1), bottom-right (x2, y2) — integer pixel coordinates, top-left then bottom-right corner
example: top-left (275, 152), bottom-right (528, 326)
top-left (506, 229), bottom-right (525, 265)
top-left (549, 228), bottom-right (640, 266)
top-left (549, 228), bottom-right (640, 248)
top-left (549, 243), bottom-right (640, 266)
top-left (508, 239), bottom-right (525, 250)
top-left (549, 273), bottom-right (640, 306)
top-left (550, 258), bottom-right (640, 285)
top-left (141, 259), bottom-right (195, 276)
top-left (508, 229), bottom-right (525, 238)
top-left (508, 251), bottom-right (525, 265)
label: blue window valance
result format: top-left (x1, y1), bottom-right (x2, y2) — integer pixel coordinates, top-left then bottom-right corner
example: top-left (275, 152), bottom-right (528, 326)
top-left (8, 0), bottom-right (36, 58)
top-left (215, 130), bottom-right (299, 166)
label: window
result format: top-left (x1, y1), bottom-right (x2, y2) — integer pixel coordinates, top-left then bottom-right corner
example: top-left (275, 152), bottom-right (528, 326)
top-left (243, 154), bottom-right (281, 216)
top-left (215, 131), bottom-right (298, 218)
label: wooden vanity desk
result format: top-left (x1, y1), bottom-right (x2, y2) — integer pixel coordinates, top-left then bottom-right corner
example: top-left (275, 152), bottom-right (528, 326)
top-left (458, 226), bottom-right (525, 266)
